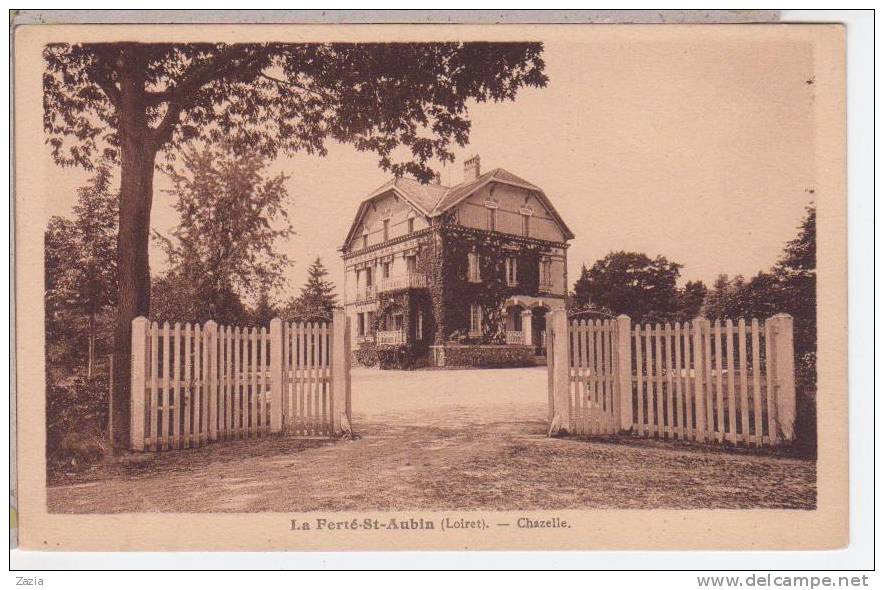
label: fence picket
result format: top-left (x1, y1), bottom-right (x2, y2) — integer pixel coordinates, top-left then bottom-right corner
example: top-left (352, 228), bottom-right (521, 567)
top-left (194, 323), bottom-right (204, 446)
top-left (172, 323), bottom-right (181, 449)
top-left (765, 319), bottom-right (779, 445)
top-left (683, 322), bottom-right (694, 440)
top-left (654, 324), bottom-right (664, 438)
top-left (751, 319), bottom-right (763, 446)
top-left (725, 319), bottom-right (737, 444)
top-left (183, 324), bottom-right (192, 447)
top-left (712, 320), bottom-right (726, 442)
top-left (673, 322), bottom-right (683, 439)
top-left (606, 321), bottom-right (615, 434)
top-left (738, 319), bottom-right (750, 445)
top-left (664, 323), bottom-right (674, 437)
top-left (635, 325), bottom-right (644, 435)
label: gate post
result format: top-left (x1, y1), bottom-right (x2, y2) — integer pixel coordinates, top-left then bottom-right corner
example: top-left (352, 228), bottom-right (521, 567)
top-left (771, 313), bottom-right (797, 442)
top-left (616, 315), bottom-right (633, 431)
top-left (331, 308), bottom-right (352, 436)
top-left (548, 309), bottom-right (571, 435)
top-left (269, 317), bottom-right (284, 433)
top-left (129, 316), bottom-right (148, 451)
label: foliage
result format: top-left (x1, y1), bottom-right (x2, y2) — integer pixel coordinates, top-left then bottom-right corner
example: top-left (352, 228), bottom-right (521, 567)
top-left (375, 344), bottom-right (420, 370)
top-left (353, 340), bottom-right (379, 368)
top-left (46, 375), bottom-right (111, 477)
top-left (282, 257), bottom-right (338, 323)
top-left (678, 280), bottom-right (708, 321)
top-left (702, 205), bottom-right (816, 361)
top-left (433, 344), bottom-right (535, 368)
top-left (436, 226), bottom-right (550, 343)
top-left (44, 164), bottom-right (118, 375)
top-left (249, 290), bottom-right (280, 327)
top-left (573, 252), bottom-right (684, 324)
top-left (44, 42), bottom-right (548, 177)
top-left (151, 143), bottom-right (292, 325)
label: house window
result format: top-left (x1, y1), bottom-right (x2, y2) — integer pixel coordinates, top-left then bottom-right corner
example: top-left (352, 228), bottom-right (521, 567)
top-left (539, 258), bottom-right (552, 289)
top-left (470, 304), bottom-right (483, 335)
top-left (406, 254), bottom-right (417, 274)
top-left (362, 233), bottom-right (368, 250)
top-left (416, 311), bottom-right (423, 340)
top-left (486, 206), bottom-right (497, 232)
top-left (382, 219), bottom-right (390, 242)
top-left (506, 256), bottom-right (518, 286)
top-left (392, 313), bottom-right (404, 331)
top-left (382, 261), bottom-right (391, 279)
top-left (357, 313), bottom-right (365, 337)
top-left (521, 213), bottom-right (531, 237)
top-left (365, 267), bottom-right (373, 288)
top-left (367, 311), bottom-right (375, 335)
top-left (407, 217), bottom-right (415, 234)
top-left (468, 251), bottom-right (481, 283)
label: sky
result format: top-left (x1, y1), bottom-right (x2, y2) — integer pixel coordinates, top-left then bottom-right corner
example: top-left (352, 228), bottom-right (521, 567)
top-left (43, 34), bottom-right (816, 304)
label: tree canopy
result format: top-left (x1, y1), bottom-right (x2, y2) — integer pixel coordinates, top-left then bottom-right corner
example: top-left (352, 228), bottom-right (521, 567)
top-left (573, 251), bottom-right (687, 324)
top-left (44, 165), bottom-right (118, 375)
top-left (151, 143), bottom-right (292, 325)
top-left (44, 42), bottom-right (548, 181)
top-left (283, 258), bottom-right (339, 323)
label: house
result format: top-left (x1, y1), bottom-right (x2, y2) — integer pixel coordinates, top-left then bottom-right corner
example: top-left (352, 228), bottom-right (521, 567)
top-left (340, 155), bottom-right (574, 364)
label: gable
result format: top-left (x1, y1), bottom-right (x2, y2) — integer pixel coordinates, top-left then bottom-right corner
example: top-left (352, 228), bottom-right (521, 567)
top-left (342, 190), bottom-right (430, 251)
top-left (452, 181), bottom-right (569, 242)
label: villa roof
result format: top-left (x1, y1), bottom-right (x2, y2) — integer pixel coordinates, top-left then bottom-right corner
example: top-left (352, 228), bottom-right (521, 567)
top-left (342, 167), bottom-right (575, 249)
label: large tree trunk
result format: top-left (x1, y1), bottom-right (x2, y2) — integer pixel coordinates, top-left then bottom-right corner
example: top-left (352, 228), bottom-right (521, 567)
top-left (111, 46), bottom-right (157, 449)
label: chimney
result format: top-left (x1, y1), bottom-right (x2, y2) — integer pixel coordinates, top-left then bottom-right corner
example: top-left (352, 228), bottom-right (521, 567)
top-left (463, 155), bottom-right (481, 182)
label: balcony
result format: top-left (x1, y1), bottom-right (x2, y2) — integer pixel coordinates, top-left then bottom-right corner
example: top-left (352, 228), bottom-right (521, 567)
top-left (376, 273), bottom-right (428, 293)
top-left (505, 330), bottom-right (525, 345)
top-left (376, 329), bottom-right (406, 346)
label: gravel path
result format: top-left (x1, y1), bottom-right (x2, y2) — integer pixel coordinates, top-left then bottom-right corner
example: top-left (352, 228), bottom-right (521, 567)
top-left (47, 367), bottom-right (816, 512)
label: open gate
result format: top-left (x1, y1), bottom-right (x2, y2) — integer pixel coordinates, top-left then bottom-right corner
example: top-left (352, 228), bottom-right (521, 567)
top-left (129, 309), bottom-right (352, 451)
top-left (547, 309), bottom-right (798, 448)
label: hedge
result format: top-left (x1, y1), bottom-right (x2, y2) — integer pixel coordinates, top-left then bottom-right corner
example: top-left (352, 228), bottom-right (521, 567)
top-left (430, 344), bottom-right (535, 368)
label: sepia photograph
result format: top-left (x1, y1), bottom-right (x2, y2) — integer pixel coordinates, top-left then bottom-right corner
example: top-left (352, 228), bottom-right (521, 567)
top-left (13, 18), bottom-right (851, 553)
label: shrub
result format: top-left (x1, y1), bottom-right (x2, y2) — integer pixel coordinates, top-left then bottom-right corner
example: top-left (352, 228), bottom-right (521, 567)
top-left (794, 351), bottom-right (817, 457)
top-left (431, 344), bottom-right (535, 368)
top-left (47, 375), bottom-right (111, 476)
top-left (353, 340), bottom-right (379, 368)
top-left (376, 344), bottom-right (418, 370)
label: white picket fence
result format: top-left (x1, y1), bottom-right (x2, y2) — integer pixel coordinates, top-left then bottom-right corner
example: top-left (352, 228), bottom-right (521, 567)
top-left (547, 311), bottom-right (797, 447)
top-left (129, 310), bottom-right (351, 451)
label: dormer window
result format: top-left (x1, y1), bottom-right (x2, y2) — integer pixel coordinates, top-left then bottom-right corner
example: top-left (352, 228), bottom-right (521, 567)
top-left (485, 200), bottom-right (498, 232)
top-left (382, 219), bottom-right (390, 242)
top-left (519, 206), bottom-right (534, 238)
top-left (362, 231), bottom-right (369, 250)
top-left (407, 217), bottom-right (414, 234)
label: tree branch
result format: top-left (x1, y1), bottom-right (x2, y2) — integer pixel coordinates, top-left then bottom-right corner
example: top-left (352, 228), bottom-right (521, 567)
top-left (257, 72), bottom-right (329, 100)
top-left (150, 45), bottom-right (268, 146)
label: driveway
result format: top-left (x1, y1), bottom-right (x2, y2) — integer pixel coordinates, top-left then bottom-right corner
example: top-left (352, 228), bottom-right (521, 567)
top-left (47, 367), bottom-right (815, 512)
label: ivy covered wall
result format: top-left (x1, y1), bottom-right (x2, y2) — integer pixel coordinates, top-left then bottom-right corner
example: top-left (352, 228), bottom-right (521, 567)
top-left (431, 224), bottom-right (560, 344)
top-left (368, 223), bottom-right (565, 352)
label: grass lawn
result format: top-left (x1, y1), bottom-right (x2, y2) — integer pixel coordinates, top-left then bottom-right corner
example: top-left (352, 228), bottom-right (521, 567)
top-left (47, 367), bottom-right (815, 512)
